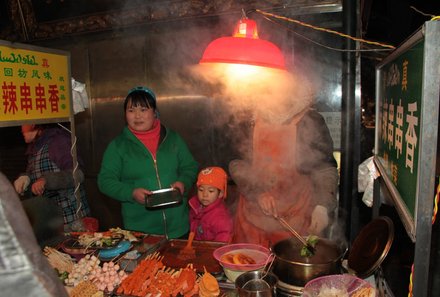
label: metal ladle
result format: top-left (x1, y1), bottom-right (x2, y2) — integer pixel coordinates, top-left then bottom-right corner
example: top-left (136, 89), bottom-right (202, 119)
top-left (242, 255), bottom-right (276, 291)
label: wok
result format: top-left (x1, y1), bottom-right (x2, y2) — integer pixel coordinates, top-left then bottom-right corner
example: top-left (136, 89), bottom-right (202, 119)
top-left (271, 237), bottom-right (347, 287)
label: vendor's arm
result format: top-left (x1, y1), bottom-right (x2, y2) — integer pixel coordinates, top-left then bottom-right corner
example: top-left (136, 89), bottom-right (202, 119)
top-left (48, 128), bottom-right (85, 171)
top-left (308, 166), bottom-right (339, 234)
top-left (31, 169), bottom-right (85, 196)
top-left (171, 181), bottom-right (185, 195)
top-left (97, 141), bottom-right (138, 202)
top-left (42, 169), bottom-right (84, 189)
top-left (41, 128), bottom-right (86, 191)
top-left (132, 188), bottom-right (152, 204)
top-left (297, 109), bottom-right (339, 211)
top-left (173, 134), bottom-right (199, 195)
top-left (230, 161), bottom-right (278, 217)
top-left (13, 175), bottom-right (30, 194)
top-left (256, 192), bottom-right (278, 218)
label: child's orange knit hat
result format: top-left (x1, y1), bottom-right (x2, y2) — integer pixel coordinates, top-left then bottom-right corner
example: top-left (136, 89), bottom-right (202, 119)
top-left (197, 167), bottom-right (228, 198)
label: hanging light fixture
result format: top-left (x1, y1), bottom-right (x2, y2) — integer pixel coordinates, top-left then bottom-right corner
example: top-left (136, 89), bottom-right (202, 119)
top-left (199, 14), bottom-right (286, 70)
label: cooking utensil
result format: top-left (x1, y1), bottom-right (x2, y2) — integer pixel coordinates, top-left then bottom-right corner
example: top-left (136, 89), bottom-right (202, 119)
top-left (145, 187), bottom-right (182, 239)
top-left (275, 216), bottom-right (315, 255)
top-left (272, 237), bottom-right (346, 287)
top-left (178, 231), bottom-right (196, 260)
top-left (272, 216), bottom-right (394, 287)
top-left (145, 187), bottom-right (182, 209)
top-left (347, 216), bottom-right (394, 278)
top-left (242, 254), bottom-right (275, 290)
top-left (235, 270), bottom-right (278, 297)
top-left (160, 238), bottom-right (224, 274)
top-left (183, 231), bottom-right (195, 252)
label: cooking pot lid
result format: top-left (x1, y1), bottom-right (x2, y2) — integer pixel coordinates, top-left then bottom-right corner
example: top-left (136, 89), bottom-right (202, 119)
top-left (347, 216), bottom-right (394, 278)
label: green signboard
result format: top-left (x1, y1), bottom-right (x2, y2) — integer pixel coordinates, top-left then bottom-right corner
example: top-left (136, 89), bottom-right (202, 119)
top-left (375, 20), bottom-right (440, 297)
top-left (376, 40), bottom-right (423, 218)
top-left (375, 21), bottom-right (439, 249)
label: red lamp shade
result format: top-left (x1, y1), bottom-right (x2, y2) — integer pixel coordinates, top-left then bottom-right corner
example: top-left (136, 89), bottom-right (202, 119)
top-left (200, 18), bottom-right (286, 70)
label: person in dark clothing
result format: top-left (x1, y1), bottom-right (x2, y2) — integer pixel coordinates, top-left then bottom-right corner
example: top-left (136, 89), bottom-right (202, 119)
top-left (229, 71), bottom-right (339, 247)
top-left (13, 124), bottom-right (90, 231)
top-left (0, 171), bottom-right (68, 297)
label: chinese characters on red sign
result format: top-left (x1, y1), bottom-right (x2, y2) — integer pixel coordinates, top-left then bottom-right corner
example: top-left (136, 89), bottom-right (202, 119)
top-left (2, 82), bottom-right (63, 115)
top-left (0, 45), bottom-right (70, 123)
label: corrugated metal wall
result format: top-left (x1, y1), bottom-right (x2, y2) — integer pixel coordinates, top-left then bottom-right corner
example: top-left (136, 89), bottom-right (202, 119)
top-left (1, 12), bottom-right (343, 230)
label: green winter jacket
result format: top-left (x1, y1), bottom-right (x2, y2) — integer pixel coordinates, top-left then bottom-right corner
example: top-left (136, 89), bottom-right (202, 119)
top-left (98, 125), bottom-right (198, 238)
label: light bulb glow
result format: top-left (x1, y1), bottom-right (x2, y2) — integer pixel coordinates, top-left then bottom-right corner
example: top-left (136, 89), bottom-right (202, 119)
top-left (200, 18), bottom-right (286, 70)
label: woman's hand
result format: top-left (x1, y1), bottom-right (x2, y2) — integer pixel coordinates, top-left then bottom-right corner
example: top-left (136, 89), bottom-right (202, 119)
top-left (31, 177), bottom-right (46, 196)
top-left (13, 175), bottom-right (30, 194)
top-left (132, 188), bottom-right (152, 204)
top-left (257, 192), bottom-right (278, 218)
top-left (171, 181), bottom-right (184, 194)
top-left (309, 205), bottom-right (329, 235)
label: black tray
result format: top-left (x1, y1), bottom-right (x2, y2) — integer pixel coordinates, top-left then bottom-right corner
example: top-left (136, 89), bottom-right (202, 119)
top-left (145, 188), bottom-right (182, 209)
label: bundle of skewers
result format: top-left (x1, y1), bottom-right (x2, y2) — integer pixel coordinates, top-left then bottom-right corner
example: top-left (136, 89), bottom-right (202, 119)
top-left (116, 252), bottom-right (199, 297)
top-left (43, 248), bottom-right (220, 297)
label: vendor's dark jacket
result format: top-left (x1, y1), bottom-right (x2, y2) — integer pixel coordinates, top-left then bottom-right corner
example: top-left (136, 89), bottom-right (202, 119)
top-left (24, 127), bottom-right (90, 225)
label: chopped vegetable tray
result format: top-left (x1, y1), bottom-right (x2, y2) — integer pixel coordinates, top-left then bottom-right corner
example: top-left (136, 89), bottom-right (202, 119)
top-left (63, 233), bottom-right (124, 252)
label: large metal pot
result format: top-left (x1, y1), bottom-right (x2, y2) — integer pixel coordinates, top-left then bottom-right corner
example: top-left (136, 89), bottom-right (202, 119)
top-left (272, 237), bottom-right (347, 287)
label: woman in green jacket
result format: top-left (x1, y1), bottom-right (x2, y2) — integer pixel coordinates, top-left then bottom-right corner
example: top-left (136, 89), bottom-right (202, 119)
top-left (98, 87), bottom-right (198, 238)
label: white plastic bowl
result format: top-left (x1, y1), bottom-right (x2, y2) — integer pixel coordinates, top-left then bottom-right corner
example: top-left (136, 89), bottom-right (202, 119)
top-left (213, 243), bottom-right (271, 282)
top-left (223, 265), bottom-right (265, 282)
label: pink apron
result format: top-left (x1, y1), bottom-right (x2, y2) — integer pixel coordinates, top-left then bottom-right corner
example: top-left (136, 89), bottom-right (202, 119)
top-left (232, 113), bottom-right (314, 247)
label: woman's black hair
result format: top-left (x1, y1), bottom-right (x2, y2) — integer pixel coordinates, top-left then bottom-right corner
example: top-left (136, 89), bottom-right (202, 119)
top-left (124, 87), bottom-right (157, 111)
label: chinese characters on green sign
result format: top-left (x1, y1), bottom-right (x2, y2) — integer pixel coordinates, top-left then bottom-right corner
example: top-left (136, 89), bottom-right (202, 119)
top-left (377, 40), bottom-right (423, 218)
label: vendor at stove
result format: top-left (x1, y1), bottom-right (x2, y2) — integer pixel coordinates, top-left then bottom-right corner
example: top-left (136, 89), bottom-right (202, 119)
top-left (229, 71), bottom-right (339, 248)
top-left (98, 87), bottom-right (199, 239)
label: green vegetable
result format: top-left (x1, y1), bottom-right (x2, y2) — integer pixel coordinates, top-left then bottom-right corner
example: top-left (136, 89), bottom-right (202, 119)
top-left (58, 271), bottom-right (69, 281)
top-left (300, 235), bottom-right (319, 257)
top-left (101, 237), bottom-right (114, 246)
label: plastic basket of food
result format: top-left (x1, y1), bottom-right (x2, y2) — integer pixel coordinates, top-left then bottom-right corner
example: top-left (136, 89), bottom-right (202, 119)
top-left (302, 274), bottom-right (376, 297)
